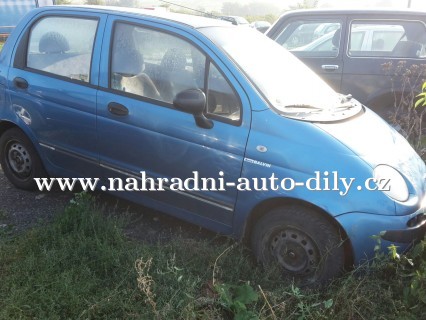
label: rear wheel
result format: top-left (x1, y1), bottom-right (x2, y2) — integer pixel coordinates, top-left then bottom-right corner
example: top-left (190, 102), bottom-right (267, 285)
top-left (0, 128), bottom-right (46, 190)
top-left (251, 205), bottom-right (345, 287)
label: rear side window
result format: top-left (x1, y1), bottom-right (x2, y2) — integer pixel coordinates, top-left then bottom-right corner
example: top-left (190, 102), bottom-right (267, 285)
top-left (27, 16), bottom-right (98, 82)
top-left (274, 20), bottom-right (342, 57)
top-left (348, 21), bottom-right (426, 58)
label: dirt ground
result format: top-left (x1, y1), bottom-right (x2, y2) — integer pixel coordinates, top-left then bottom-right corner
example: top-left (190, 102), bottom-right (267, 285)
top-left (0, 167), bottom-right (214, 242)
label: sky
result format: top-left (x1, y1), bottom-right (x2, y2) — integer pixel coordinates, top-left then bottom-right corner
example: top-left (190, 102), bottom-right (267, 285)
top-left (317, 0), bottom-right (426, 9)
top-left (68, 0), bottom-right (426, 11)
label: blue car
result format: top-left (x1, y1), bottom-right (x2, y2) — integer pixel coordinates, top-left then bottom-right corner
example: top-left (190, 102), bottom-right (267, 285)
top-left (0, 5), bottom-right (425, 286)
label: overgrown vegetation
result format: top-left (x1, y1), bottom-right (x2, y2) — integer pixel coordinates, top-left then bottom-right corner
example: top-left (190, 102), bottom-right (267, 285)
top-left (383, 61), bottom-right (426, 157)
top-left (0, 193), bottom-right (425, 319)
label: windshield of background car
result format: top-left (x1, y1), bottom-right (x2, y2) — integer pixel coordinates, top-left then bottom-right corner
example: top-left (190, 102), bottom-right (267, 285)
top-left (200, 26), bottom-right (361, 120)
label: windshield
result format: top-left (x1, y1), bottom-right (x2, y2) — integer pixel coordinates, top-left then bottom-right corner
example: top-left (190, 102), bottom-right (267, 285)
top-left (200, 27), bottom-right (361, 120)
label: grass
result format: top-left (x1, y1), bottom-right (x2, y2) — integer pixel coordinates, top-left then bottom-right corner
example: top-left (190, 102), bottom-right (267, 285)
top-left (0, 192), bottom-right (425, 319)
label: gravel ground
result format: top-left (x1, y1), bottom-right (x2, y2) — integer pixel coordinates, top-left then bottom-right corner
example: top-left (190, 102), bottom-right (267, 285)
top-left (0, 167), bottom-right (215, 242)
top-left (0, 167), bottom-right (72, 234)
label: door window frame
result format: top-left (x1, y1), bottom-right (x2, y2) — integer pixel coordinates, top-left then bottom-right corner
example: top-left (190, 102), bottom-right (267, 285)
top-left (106, 20), bottom-right (242, 126)
top-left (13, 13), bottom-right (100, 87)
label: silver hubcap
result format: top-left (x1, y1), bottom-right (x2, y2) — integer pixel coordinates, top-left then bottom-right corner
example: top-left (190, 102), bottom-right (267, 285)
top-left (270, 228), bottom-right (319, 275)
top-left (7, 141), bottom-right (32, 178)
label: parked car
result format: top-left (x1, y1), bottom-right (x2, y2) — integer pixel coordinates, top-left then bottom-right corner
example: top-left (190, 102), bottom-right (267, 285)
top-left (312, 22), bottom-right (340, 40)
top-left (266, 9), bottom-right (426, 119)
top-left (0, 0), bottom-right (55, 41)
top-left (250, 20), bottom-right (271, 33)
top-left (219, 15), bottom-right (249, 26)
top-left (0, 5), bottom-right (425, 286)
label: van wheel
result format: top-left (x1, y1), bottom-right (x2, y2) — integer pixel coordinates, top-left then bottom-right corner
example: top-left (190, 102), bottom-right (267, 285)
top-left (0, 128), bottom-right (46, 190)
top-left (251, 205), bottom-right (345, 287)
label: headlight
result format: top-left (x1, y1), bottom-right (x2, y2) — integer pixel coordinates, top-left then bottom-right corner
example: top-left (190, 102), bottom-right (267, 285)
top-left (373, 165), bottom-right (409, 202)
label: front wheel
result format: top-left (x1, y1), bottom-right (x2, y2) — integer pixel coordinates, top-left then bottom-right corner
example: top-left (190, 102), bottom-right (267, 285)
top-left (0, 127), bottom-right (46, 190)
top-left (251, 205), bottom-right (345, 287)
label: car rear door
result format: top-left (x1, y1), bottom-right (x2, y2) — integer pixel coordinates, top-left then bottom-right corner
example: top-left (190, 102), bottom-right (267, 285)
top-left (267, 14), bottom-right (347, 92)
top-left (7, 10), bottom-right (106, 177)
top-left (96, 16), bottom-right (251, 231)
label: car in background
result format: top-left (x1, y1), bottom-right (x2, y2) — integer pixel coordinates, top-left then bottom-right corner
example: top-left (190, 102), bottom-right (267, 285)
top-left (266, 9), bottom-right (426, 119)
top-left (219, 15), bottom-right (249, 26)
top-left (312, 22), bottom-right (340, 40)
top-left (250, 20), bottom-right (271, 33)
top-left (1, 5), bottom-right (425, 286)
top-left (0, 0), bottom-right (55, 42)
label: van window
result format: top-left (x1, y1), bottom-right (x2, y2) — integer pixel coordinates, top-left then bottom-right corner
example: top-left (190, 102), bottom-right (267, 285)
top-left (274, 20), bottom-right (342, 57)
top-left (349, 21), bottom-right (426, 58)
top-left (27, 16), bottom-right (98, 82)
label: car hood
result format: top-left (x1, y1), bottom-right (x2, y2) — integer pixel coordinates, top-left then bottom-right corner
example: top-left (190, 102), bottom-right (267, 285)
top-left (315, 109), bottom-right (426, 197)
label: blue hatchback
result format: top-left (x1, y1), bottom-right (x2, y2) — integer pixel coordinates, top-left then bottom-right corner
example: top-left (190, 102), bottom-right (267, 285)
top-left (0, 5), bottom-right (425, 286)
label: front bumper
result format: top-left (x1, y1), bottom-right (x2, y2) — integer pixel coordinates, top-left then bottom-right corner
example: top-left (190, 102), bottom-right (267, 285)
top-left (381, 213), bottom-right (426, 243)
top-left (336, 207), bottom-right (425, 264)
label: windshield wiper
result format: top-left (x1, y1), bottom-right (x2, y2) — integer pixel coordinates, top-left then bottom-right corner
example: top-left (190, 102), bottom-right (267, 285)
top-left (284, 104), bottom-right (323, 110)
top-left (340, 94), bottom-right (353, 103)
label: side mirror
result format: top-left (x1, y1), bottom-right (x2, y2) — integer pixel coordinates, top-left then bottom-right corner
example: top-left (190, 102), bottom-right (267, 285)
top-left (173, 89), bottom-right (213, 129)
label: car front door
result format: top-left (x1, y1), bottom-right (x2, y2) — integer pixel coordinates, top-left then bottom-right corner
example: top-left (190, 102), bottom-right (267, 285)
top-left (7, 11), bottom-right (106, 177)
top-left (267, 16), bottom-right (346, 92)
top-left (96, 17), bottom-right (251, 230)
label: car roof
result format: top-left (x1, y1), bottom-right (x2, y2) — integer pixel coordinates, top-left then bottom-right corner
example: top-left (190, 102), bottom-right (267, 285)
top-left (45, 5), bottom-right (229, 29)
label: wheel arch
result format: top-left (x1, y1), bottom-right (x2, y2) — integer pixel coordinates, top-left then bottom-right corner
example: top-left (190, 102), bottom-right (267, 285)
top-left (242, 197), bottom-right (354, 268)
top-left (0, 120), bottom-right (19, 138)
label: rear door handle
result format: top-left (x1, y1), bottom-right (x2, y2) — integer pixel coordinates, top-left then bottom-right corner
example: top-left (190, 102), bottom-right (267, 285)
top-left (108, 102), bottom-right (129, 116)
top-left (13, 77), bottom-right (29, 89)
top-left (321, 65), bottom-right (339, 71)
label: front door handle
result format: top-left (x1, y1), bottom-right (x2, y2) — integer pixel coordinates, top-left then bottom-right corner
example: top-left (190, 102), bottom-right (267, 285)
top-left (321, 65), bottom-right (339, 71)
top-left (108, 102), bottom-right (129, 116)
top-left (13, 77), bottom-right (29, 89)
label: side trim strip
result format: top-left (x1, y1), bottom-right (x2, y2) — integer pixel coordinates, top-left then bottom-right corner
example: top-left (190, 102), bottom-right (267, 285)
top-left (100, 162), bottom-right (234, 212)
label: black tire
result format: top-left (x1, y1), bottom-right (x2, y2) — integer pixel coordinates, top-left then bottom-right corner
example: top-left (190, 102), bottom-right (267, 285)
top-left (251, 205), bottom-right (345, 287)
top-left (0, 127), bottom-right (46, 190)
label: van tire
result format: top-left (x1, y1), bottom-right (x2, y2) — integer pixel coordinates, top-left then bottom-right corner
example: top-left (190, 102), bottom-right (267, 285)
top-left (251, 205), bottom-right (345, 287)
top-left (0, 128), bottom-right (46, 190)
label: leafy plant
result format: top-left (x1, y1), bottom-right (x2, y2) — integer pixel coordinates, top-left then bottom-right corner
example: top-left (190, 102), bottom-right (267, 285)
top-left (390, 239), bottom-right (426, 309)
top-left (415, 81), bottom-right (426, 108)
top-left (215, 282), bottom-right (259, 320)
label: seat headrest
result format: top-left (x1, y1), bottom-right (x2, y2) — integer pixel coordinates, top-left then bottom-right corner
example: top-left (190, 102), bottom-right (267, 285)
top-left (161, 48), bottom-right (186, 71)
top-left (332, 28), bottom-right (341, 48)
top-left (112, 48), bottom-right (144, 76)
top-left (39, 32), bottom-right (70, 53)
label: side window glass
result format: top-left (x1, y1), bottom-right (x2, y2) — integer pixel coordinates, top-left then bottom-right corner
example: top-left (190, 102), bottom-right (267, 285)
top-left (349, 21), bottom-right (426, 58)
top-left (206, 63), bottom-right (241, 122)
top-left (27, 17), bottom-right (98, 82)
top-left (110, 23), bottom-right (206, 103)
top-left (274, 20), bottom-right (341, 57)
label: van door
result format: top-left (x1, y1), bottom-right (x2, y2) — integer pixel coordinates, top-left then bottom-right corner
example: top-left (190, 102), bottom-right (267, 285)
top-left (267, 16), bottom-right (346, 92)
top-left (96, 17), bottom-right (251, 229)
top-left (7, 12), bottom-right (106, 177)
top-left (342, 17), bottom-right (426, 115)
